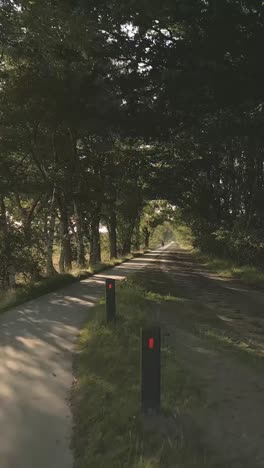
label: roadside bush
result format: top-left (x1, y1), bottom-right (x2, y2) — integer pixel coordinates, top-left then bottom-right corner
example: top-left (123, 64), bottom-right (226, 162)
top-left (192, 222), bottom-right (264, 268)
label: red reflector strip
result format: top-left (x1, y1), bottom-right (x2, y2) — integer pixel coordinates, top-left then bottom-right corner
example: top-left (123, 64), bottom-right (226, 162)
top-left (108, 283), bottom-right (113, 289)
top-left (148, 338), bottom-right (154, 349)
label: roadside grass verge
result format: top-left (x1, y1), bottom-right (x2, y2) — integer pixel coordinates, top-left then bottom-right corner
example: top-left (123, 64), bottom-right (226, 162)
top-left (0, 251), bottom-right (146, 315)
top-left (72, 281), bottom-right (223, 468)
top-left (130, 270), bottom-right (264, 369)
top-left (173, 223), bottom-right (264, 288)
top-left (177, 239), bottom-right (264, 288)
top-left (198, 325), bottom-right (264, 368)
top-left (0, 274), bottom-right (76, 314)
top-left (194, 252), bottom-right (264, 288)
top-left (88, 251), bottom-right (144, 275)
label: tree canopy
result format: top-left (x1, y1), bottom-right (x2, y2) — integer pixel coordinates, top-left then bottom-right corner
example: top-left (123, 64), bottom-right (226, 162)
top-left (1, 0), bottom-right (264, 289)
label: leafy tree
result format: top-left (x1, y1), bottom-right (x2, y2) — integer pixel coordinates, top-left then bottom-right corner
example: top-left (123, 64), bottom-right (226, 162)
top-left (141, 200), bottom-right (175, 248)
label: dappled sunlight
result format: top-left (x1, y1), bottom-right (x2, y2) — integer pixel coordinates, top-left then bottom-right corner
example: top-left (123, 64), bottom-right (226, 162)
top-left (217, 315), bottom-right (234, 323)
top-left (0, 382), bottom-right (15, 399)
top-left (0, 250), bottom-right (164, 467)
top-left (146, 249), bottom-right (161, 254)
top-left (192, 346), bottom-right (217, 356)
top-left (0, 289), bottom-right (90, 466)
top-left (118, 261), bottom-right (153, 268)
top-left (63, 296), bottom-right (95, 306)
top-left (16, 336), bottom-right (44, 349)
top-left (0, 333), bottom-right (73, 465)
top-left (225, 285), bottom-right (252, 293)
top-left (93, 252), bottom-right (166, 281)
top-left (83, 277), bottom-right (106, 285)
top-left (136, 246), bottom-right (264, 368)
top-left (94, 273), bottom-right (126, 280)
top-left (125, 257), bottom-right (162, 263)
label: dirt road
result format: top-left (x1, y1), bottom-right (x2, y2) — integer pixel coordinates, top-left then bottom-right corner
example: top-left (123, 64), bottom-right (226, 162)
top-left (137, 244), bottom-right (264, 468)
top-left (0, 249), bottom-right (167, 468)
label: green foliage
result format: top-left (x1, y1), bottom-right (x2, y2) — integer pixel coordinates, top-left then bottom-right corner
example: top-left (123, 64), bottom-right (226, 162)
top-left (0, 228), bottom-right (17, 288)
top-left (0, 247), bottom-right (147, 313)
top-left (171, 224), bottom-right (194, 250)
top-left (1, 0), bottom-right (264, 291)
top-left (149, 221), bottom-right (175, 248)
top-left (192, 223), bottom-right (264, 268)
top-left (72, 281), bottom-right (215, 468)
top-left (0, 274), bottom-right (76, 314)
top-left (140, 201), bottom-right (175, 247)
top-left (141, 201), bottom-right (173, 231)
top-left (196, 252), bottom-right (264, 288)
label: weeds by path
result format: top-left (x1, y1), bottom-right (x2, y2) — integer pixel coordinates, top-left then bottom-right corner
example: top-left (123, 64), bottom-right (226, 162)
top-left (0, 251), bottom-right (145, 315)
top-left (72, 281), bottom-right (223, 468)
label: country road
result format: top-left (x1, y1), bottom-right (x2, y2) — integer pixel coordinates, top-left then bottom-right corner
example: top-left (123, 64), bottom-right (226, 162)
top-left (0, 247), bottom-right (169, 468)
top-left (134, 243), bottom-right (264, 468)
top-left (2, 5), bottom-right (263, 467)
top-left (1, 243), bottom-right (264, 468)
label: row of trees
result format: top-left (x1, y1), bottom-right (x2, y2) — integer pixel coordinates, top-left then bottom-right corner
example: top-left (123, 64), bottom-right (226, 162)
top-left (1, 0), bottom-right (264, 289)
top-left (143, 0), bottom-right (264, 265)
top-left (0, 1), bottom-right (155, 289)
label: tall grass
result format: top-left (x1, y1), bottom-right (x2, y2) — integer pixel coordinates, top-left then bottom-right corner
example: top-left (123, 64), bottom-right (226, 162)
top-left (0, 250), bottom-right (146, 314)
top-left (72, 281), bottom-right (218, 468)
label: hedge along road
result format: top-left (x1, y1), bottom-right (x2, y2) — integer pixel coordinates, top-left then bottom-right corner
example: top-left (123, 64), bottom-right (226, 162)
top-left (0, 245), bottom-right (171, 468)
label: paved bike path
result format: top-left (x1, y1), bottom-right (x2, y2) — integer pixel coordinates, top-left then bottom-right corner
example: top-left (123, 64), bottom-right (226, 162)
top-left (0, 247), bottom-right (169, 468)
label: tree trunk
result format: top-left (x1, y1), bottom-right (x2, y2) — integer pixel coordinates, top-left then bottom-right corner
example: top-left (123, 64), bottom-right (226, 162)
top-left (46, 190), bottom-right (57, 276)
top-left (58, 197), bottom-right (72, 272)
top-left (122, 239), bottom-right (131, 255)
top-left (143, 228), bottom-right (150, 249)
top-left (90, 212), bottom-right (101, 265)
top-left (0, 196), bottom-right (11, 290)
top-left (0, 197), bottom-right (16, 289)
top-left (134, 218), bottom-right (141, 251)
top-left (107, 209), bottom-right (117, 259)
top-left (59, 243), bottom-right (65, 273)
top-left (74, 199), bottom-right (85, 268)
top-left (121, 221), bottom-right (135, 256)
top-left (246, 174), bottom-right (257, 230)
top-left (244, 141), bottom-right (258, 229)
top-left (8, 265), bottom-right (16, 289)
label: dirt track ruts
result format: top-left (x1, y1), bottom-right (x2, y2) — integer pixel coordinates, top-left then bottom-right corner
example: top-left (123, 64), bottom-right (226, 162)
top-left (142, 244), bottom-right (264, 468)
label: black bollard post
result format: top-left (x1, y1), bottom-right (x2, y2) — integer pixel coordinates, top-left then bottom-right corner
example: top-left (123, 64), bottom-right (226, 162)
top-left (105, 278), bottom-right (116, 322)
top-left (140, 326), bottom-right (161, 413)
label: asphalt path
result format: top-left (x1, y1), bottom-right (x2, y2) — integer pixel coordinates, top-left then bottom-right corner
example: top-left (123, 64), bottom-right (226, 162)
top-left (0, 246), bottom-right (170, 468)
